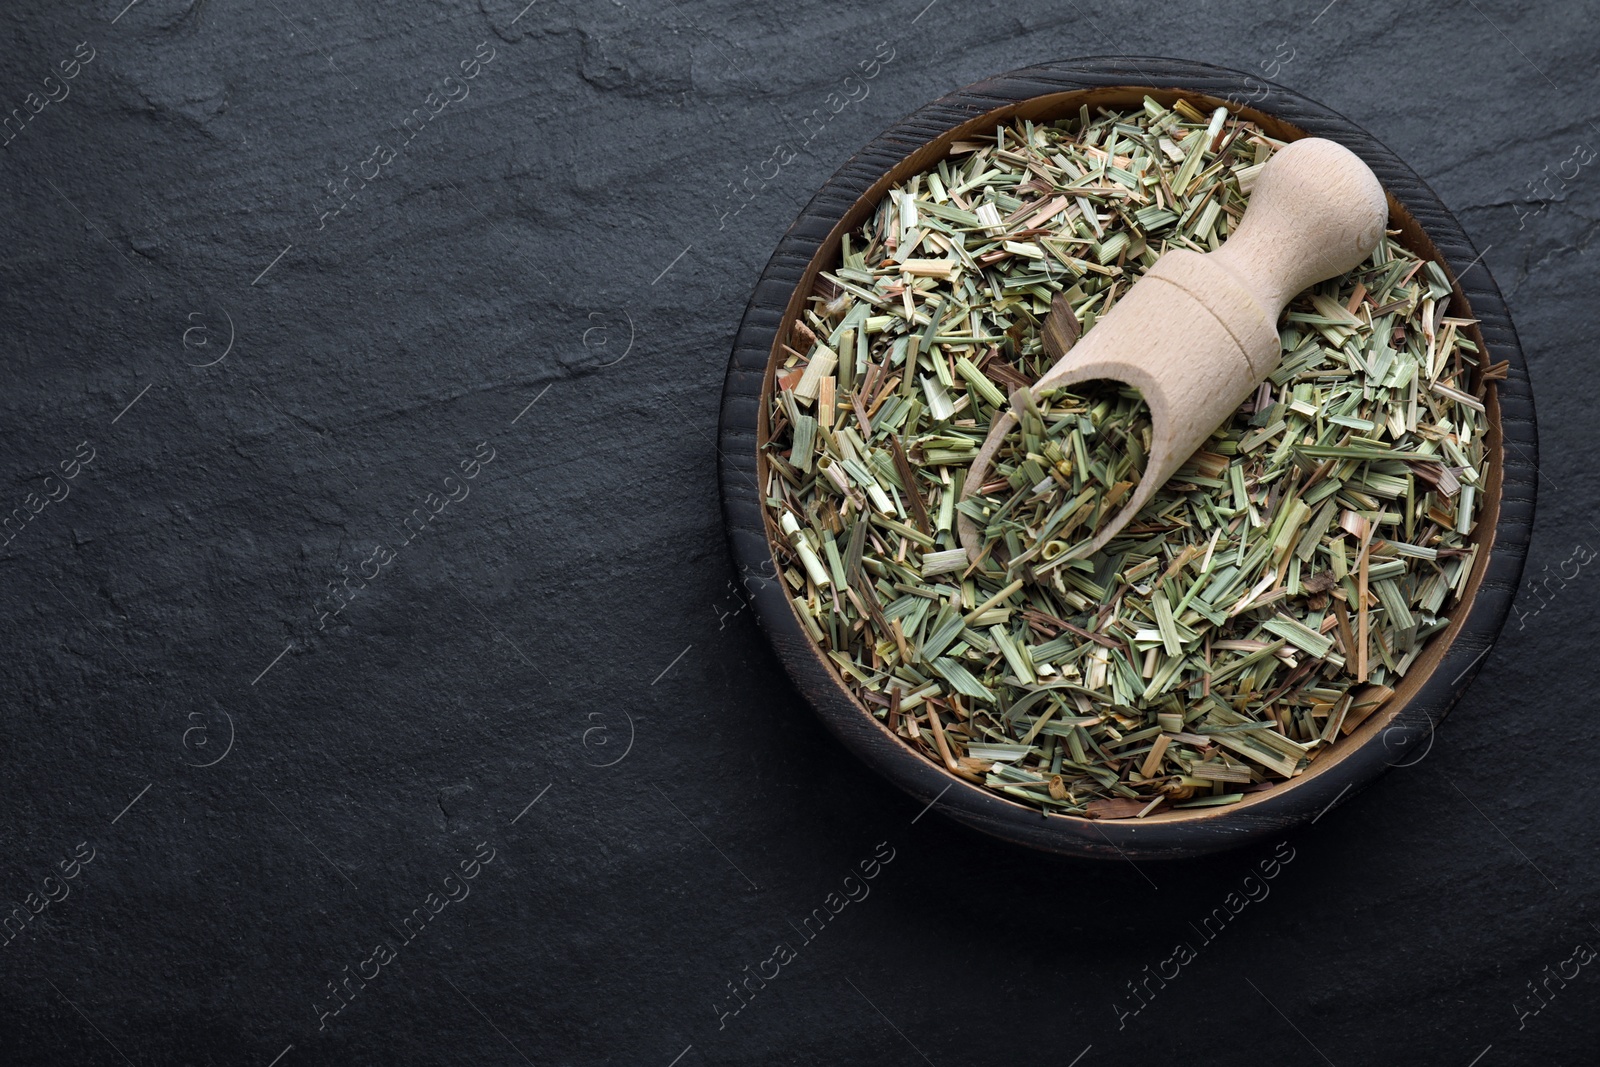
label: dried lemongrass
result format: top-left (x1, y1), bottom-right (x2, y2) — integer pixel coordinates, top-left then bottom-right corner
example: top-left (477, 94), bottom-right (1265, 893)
top-left (762, 99), bottom-right (1493, 816)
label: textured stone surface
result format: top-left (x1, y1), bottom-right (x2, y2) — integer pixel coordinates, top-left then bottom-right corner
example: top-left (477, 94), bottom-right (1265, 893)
top-left (0, 1), bottom-right (1593, 1064)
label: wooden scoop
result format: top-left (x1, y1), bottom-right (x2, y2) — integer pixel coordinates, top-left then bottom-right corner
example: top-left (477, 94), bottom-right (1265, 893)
top-left (959, 136), bottom-right (1388, 563)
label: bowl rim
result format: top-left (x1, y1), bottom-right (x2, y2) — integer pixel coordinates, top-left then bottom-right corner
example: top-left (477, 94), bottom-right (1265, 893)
top-left (717, 56), bottom-right (1537, 859)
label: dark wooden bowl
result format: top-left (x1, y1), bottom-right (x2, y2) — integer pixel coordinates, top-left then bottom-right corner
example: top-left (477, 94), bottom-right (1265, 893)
top-left (717, 57), bottom-right (1536, 859)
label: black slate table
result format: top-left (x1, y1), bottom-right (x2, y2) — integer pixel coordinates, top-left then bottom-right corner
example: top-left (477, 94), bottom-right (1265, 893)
top-left (1, 1), bottom-right (1594, 1064)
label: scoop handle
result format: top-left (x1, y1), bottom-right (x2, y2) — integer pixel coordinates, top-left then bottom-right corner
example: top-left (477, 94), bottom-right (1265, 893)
top-left (1209, 136), bottom-right (1388, 315)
